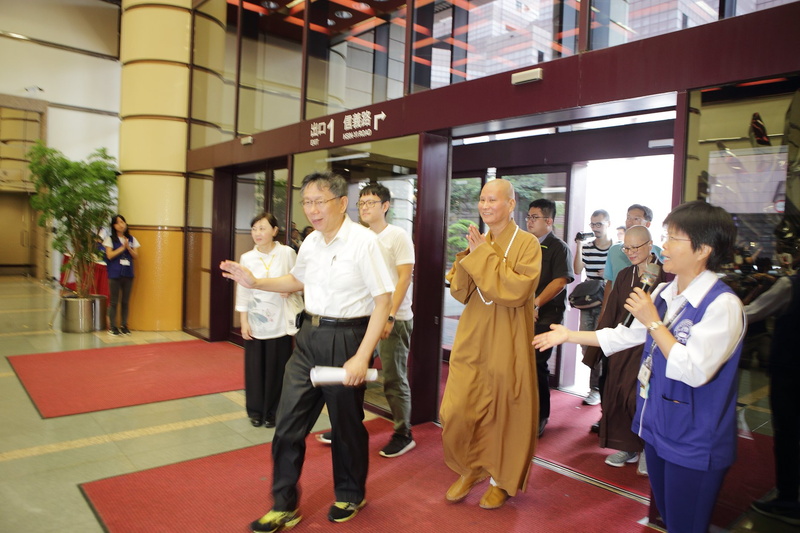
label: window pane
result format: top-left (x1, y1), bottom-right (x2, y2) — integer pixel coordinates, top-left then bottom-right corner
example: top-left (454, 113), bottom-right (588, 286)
top-left (589, 0), bottom-right (720, 50)
top-left (411, 0), bottom-right (578, 93)
top-left (191, 0), bottom-right (237, 149)
top-left (184, 171), bottom-right (214, 337)
top-left (305, 0), bottom-right (409, 119)
top-left (238, 2), bottom-right (303, 134)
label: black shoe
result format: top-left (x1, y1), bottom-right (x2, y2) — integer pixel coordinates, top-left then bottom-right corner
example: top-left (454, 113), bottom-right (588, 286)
top-left (107, 327), bottom-right (121, 336)
top-left (264, 418), bottom-right (275, 429)
top-left (250, 509), bottom-right (302, 532)
top-left (379, 431), bottom-right (416, 458)
top-left (538, 417), bottom-right (548, 438)
top-left (751, 498), bottom-right (800, 525)
top-left (316, 431), bottom-right (332, 444)
top-left (590, 420), bottom-right (600, 433)
top-left (250, 418), bottom-right (263, 427)
top-left (120, 326), bottom-right (131, 335)
top-left (327, 500), bottom-right (366, 523)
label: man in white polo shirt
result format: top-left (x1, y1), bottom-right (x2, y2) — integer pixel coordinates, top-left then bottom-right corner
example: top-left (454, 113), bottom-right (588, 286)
top-left (221, 171), bottom-right (393, 532)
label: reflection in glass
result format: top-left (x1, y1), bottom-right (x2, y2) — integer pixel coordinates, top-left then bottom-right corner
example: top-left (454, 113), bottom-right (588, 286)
top-left (411, 0), bottom-right (578, 93)
top-left (305, 0), bottom-right (408, 119)
top-left (184, 172), bottom-right (214, 337)
top-left (238, 2), bottom-right (303, 134)
top-left (191, 0), bottom-right (237, 149)
top-left (589, 0), bottom-right (720, 50)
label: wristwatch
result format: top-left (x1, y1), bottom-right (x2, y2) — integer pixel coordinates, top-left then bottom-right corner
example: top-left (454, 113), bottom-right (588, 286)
top-left (387, 315), bottom-right (395, 323)
top-left (648, 321), bottom-right (664, 332)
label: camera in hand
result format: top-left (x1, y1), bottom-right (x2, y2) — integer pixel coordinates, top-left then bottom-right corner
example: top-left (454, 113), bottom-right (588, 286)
top-left (575, 232), bottom-right (594, 241)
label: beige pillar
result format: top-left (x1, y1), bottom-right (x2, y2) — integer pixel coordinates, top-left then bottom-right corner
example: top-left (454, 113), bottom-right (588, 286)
top-left (118, 0), bottom-right (191, 330)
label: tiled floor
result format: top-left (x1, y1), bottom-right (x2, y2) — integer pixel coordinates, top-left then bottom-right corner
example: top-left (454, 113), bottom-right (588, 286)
top-left (0, 276), bottom-right (794, 532)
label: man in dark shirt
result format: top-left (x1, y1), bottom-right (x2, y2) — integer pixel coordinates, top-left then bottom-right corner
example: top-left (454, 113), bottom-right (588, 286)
top-left (526, 199), bottom-right (574, 437)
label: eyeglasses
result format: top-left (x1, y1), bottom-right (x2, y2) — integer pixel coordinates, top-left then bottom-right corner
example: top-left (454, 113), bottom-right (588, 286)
top-left (622, 240), bottom-right (652, 254)
top-left (626, 216), bottom-right (645, 224)
top-left (589, 222), bottom-right (607, 228)
top-left (525, 215), bottom-right (547, 221)
top-left (301, 196), bottom-right (341, 209)
top-left (356, 199), bottom-right (382, 209)
top-left (664, 234), bottom-right (692, 243)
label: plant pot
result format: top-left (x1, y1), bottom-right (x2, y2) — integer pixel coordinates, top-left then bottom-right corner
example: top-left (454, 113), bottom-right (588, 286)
top-left (61, 295), bottom-right (94, 333)
top-left (91, 294), bottom-right (108, 332)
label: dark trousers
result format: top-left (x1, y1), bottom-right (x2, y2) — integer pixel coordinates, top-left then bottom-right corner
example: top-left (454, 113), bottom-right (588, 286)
top-left (107, 276), bottom-right (133, 328)
top-left (645, 442), bottom-right (728, 533)
top-left (535, 318), bottom-right (561, 420)
top-left (769, 363), bottom-right (800, 501)
top-left (244, 335), bottom-right (293, 424)
top-left (271, 320), bottom-right (370, 511)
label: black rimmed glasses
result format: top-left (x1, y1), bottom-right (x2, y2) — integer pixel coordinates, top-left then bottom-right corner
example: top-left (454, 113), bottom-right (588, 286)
top-left (589, 221), bottom-right (607, 228)
top-left (356, 199), bottom-right (382, 209)
top-left (525, 215), bottom-right (545, 221)
top-left (622, 240), bottom-right (652, 254)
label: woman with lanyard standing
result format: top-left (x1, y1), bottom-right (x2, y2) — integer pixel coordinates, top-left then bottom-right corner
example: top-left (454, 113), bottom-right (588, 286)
top-left (104, 214), bottom-right (140, 336)
top-left (534, 201), bottom-right (745, 533)
top-left (235, 212), bottom-right (298, 428)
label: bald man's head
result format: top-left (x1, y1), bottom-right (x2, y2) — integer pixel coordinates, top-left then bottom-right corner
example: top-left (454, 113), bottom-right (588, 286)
top-left (483, 178), bottom-right (515, 201)
top-left (625, 225), bottom-right (651, 243)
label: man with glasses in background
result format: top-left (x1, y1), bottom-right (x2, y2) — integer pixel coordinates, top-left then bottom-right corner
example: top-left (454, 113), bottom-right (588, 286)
top-left (221, 171), bottom-right (394, 531)
top-left (573, 209), bottom-right (613, 407)
top-left (527, 199), bottom-right (574, 437)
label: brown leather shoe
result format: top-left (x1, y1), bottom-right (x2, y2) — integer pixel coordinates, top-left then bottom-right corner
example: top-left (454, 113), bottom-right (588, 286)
top-left (445, 474), bottom-right (487, 502)
top-left (479, 485), bottom-right (508, 509)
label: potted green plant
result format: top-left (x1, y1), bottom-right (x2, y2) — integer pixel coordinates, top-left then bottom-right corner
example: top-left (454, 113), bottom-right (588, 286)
top-left (28, 141), bottom-right (118, 332)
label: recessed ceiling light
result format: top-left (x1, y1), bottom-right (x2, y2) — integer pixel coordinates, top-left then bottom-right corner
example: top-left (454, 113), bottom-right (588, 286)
top-left (354, 2), bottom-right (370, 8)
top-left (263, 1), bottom-right (279, 8)
top-left (335, 10), bottom-right (353, 19)
top-left (327, 18), bottom-right (336, 25)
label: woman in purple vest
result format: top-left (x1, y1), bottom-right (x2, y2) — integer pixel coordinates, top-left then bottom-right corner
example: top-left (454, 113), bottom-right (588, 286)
top-left (534, 201), bottom-right (745, 533)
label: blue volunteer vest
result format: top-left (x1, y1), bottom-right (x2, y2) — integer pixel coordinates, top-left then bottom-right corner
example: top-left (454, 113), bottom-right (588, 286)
top-left (632, 279), bottom-right (743, 471)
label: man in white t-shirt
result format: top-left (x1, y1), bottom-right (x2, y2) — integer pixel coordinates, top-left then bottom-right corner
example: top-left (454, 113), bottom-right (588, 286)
top-left (358, 183), bottom-right (416, 457)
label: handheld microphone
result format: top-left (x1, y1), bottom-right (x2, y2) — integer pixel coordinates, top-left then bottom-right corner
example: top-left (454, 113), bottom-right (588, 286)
top-left (622, 262), bottom-right (661, 327)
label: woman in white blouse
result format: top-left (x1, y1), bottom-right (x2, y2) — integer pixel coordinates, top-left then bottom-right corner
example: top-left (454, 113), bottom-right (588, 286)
top-left (236, 212), bottom-right (298, 428)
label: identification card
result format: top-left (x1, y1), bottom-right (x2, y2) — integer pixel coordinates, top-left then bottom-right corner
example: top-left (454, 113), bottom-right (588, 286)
top-left (637, 353), bottom-right (652, 400)
top-left (120, 259), bottom-right (131, 266)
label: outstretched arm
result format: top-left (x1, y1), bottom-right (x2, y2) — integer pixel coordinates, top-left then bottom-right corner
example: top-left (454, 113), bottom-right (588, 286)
top-left (220, 260), bottom-right (304, 293)
top-left (533, 324), bottom-right (600, 351)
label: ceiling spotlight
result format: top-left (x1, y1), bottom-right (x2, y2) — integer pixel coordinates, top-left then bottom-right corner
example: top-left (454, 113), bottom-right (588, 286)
top-left (327, 18), bottom-right (336, 25)
top-left (353, 2), bottom-right (370, 8)
top-left (335, 10), bottom-right (353, 18)
top-left (262, 1), bottom-right (279, 8)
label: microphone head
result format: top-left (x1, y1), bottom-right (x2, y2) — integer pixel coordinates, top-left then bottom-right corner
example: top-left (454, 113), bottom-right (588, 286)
top-left (641, 262), bottom-right (661, 288)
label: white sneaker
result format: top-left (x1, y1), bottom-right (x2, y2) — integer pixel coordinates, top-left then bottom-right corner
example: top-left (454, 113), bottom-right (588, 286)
top-left (637, 451), bottom-right (648, 476)
top-left (605, 451), bottom-right (639, 467)
top-left (583, 390), bottom-right (601, 406)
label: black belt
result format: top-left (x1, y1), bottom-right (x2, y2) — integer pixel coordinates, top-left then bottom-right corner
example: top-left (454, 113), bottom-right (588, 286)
top-left (304, 312), bottom-right (370, 328)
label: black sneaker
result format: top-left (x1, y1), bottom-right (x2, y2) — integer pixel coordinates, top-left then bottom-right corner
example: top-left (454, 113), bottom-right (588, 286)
top-left (107, 327), bottom-right (120, 336)
top-left (120, 326), bottom-right (131, 335)
top-left (379, 431), bottom-right (416, 457)
top-left (250, 509), bottom-right (302, 532)
top-left (327, 500), bottom-right (366, 523)
top-left (751, 498), bottom-right (800, 525)
top-left (316, 431), bottom-right (332, 444)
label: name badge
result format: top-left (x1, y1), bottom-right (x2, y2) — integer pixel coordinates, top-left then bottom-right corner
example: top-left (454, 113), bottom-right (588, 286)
top-left (120, 259), bottom-right (131, 266)
top-left (637, 354), bottom-right (652, 399)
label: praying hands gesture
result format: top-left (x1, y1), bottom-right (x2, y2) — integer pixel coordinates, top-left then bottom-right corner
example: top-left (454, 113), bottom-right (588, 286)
top-left (466, 224), bottom-right (487, 252)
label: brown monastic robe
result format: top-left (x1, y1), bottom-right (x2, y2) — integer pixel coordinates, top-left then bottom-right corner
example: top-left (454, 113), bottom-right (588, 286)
top-left (584, 257), bottom-right (668, 452)
top-left (440, 221), bottom-right (541, 496)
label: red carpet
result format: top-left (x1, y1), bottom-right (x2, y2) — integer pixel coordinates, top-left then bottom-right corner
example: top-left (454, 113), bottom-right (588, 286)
top-left (536, 390), bottom-right (651, 497)
top-left (8, 340), bottom-right (243, 418)
top-left (82, 418), bottom-right (650, 533)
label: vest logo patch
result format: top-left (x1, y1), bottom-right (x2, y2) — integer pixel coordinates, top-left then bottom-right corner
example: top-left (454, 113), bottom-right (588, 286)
top-left (673, 319), bottom-right (694, 345)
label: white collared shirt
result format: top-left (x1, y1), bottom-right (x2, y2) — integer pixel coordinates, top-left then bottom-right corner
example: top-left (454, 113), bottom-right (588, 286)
top-left (596, 270), bottom-right (745, 387)
top-left (292, 215), bottom-right (394, 318)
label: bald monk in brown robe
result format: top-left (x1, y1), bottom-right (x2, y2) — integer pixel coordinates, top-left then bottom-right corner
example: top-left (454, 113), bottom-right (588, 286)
top-left (440, 179), bottom-right (542, 510)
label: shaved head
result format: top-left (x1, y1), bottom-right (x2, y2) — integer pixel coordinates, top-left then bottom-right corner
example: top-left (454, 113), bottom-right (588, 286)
top-left (484, 178), bottom-right (515, 201)
top-left (625, 225), bottom-right (651, 243)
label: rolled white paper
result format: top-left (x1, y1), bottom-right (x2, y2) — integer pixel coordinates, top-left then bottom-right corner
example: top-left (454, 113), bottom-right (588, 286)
top-left (310, 366), bottom-right (379, 387)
